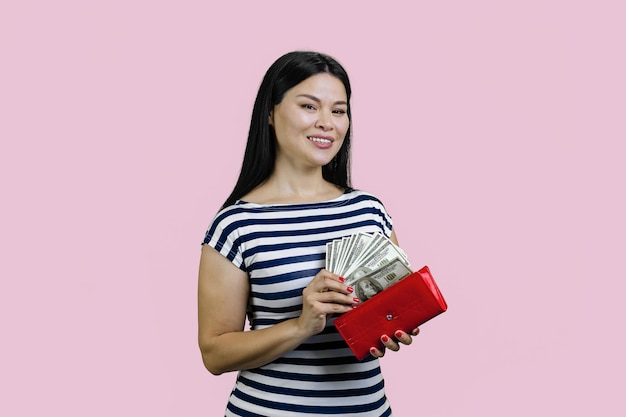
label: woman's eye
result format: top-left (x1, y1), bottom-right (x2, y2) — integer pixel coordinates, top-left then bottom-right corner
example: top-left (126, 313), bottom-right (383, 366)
top-left (302, 104), bottom-right (316, 110)
top-left (333, 109), bottom-right (347, 115)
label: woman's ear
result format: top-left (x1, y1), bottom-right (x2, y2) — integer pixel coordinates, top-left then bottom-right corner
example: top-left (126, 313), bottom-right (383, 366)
top-left (268, 110), bottom-right (273, 126)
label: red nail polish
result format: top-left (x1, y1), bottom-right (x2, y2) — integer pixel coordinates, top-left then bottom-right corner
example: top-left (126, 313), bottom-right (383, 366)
top-left (347, 286), bottom-right (354, 293)
top-left (353, 297), bottom-right (360, 303)
top-left (338, 276), bottom-right (345, 282)
top-left (395, 331), bottom-right (403, 338)
top-left (381, 335), bottom-right (389, 343)
top-left (370, 347), bottom-right (377, 355)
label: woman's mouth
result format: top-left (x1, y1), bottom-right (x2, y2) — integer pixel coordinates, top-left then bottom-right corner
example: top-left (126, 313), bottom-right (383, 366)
top-left (308, 136), bottom-right (333, 147)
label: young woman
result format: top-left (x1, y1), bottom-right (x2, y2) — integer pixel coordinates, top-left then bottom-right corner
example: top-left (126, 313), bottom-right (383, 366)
top-left (198, 51), bottom-right (419, 416)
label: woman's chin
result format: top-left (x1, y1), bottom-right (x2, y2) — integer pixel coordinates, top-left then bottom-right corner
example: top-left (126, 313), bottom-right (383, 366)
top-left (313, 153), bottom-right (338, 168)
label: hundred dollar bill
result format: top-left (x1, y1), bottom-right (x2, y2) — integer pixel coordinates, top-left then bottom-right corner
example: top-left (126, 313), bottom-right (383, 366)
top-left (344, 238), bottom-right (410, 283)
top-left (336, 233), bottom-right (369, 276)
top-left (327, 239), bottom-right (338, 273)
top-left (331, 237), bottom-right (346, 273)
top-left (338, 232), bottom-right (374, 276)
top-left (331, 236), bottom-right (346, 275)
top-left (335, 236), bottom-right (351, 275)
top-left (351, 258), bottom-right (413, 302)
top-left (327, 232), bottom-right (378, 275)
top-left (346, 232), bottom-right (384, 272)
top-left (325, 242), bottom-right (333, 271)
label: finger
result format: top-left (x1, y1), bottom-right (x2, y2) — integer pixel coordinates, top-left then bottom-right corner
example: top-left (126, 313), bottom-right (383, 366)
top-left (304, 272), bottom-right (348, 294)
top-left (393, 330), bottom-right (413, 346)
top-left (318, 278), bottom-right (354, 296)
top-left (315, 269), bottom-right (344, 282)
top-left (411, 327), bottom-right (420, 336)
top-left (381, 334), bottom-right (400, 351)
top-left (301, 296), bottom-right (354, 319)
top-left (316, 290), bottom-right (360, 307)
top-left (369, 347), bottom-right (385, 358)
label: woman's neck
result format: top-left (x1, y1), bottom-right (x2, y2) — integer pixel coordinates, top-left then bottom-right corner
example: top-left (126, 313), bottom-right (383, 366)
top-left (242, 166), bottom-right (342, 205)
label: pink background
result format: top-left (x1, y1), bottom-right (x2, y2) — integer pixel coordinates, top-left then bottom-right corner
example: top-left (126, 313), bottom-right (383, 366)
top-left (2, 1), bottom-right (625, 416)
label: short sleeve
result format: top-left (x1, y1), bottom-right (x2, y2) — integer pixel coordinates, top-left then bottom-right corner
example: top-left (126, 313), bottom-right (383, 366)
top-left (366, 193), bottom-right (393, 238)
top-left (202, 207), bottom-right (246, 271)
top-left (380, 204), bottom-right (393, 238)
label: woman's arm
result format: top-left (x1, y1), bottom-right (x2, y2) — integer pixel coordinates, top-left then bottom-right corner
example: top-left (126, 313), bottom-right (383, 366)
top-left (198, 244), bottom-right (357, 375)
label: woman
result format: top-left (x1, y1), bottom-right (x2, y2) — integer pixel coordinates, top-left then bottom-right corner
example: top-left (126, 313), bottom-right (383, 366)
top-left (198, 51), bottom-right (419, 416)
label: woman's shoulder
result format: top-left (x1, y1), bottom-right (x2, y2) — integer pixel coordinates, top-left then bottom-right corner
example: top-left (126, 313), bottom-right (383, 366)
top-left (344, 188), bottom-right (387, 205)
top-left (207, 202), bottom-right (260, 231)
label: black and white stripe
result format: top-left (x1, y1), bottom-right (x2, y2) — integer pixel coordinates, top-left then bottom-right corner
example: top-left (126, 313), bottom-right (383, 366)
top-left (203, 190), bottom-right (394, 416)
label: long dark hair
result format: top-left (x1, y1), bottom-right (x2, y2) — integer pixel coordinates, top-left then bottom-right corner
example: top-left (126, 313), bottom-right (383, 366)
top-left (220, 51), bottom-right (353, 209)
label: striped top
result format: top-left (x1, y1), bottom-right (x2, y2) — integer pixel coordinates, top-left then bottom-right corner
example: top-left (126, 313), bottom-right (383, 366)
top-left (203, 189), bottom-right (394, 417)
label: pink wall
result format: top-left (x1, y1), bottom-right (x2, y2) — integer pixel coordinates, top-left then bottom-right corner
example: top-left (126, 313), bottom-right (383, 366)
top-left (1, 1), bottom-right (624, 416)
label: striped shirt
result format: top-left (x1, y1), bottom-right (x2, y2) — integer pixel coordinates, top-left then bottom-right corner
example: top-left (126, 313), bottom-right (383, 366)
top-left (203, 189), bottom-right (394, 416)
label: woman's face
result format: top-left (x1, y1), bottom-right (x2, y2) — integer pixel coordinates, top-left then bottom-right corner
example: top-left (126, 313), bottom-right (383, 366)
top-left (270, 73), bottom-right (349, 170)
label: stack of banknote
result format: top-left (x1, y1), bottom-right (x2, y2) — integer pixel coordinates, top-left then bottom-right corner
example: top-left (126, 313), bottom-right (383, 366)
top-left (325, 232), bottom-right (413, 302)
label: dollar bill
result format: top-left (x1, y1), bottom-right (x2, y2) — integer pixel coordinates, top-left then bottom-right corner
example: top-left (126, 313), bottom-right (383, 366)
top-left (325, 232), bottom-right (413, 301)
top-left (337, 232), bottom-right (373, 276)
top-left (325, 242), bottom-right (333, 271)
top-left (347, 232), bottom-right (385, 271)
top-left (343, 237), bottom-right (410, 283)
top-left (335, 236), bottom-right (352, 275)
top-left (350, 258), bottom-right (413, 302)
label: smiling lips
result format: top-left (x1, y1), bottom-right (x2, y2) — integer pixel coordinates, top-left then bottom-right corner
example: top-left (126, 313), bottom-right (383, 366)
top-left (308, 136), bottom-right (334, 149)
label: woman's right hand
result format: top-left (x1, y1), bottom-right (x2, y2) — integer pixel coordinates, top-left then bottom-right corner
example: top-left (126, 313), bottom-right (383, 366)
top-left (298, 269), bottom-right (359, 337)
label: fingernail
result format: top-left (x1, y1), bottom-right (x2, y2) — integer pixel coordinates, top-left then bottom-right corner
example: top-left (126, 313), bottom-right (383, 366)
top-left (338, 276), bottom-right (345, 282)
top-left (370, 347), bottom-right (377, 355)
top-left (353, 297), bottom-right (360, 303)
top-left (352, 305), bottom-right (358, 309)
top-left (395, 331), bottom-right (403, 338)
top-left (347, 286), bottom-right (354, 293)
top-left (381, 335), bottom-right (389, 343)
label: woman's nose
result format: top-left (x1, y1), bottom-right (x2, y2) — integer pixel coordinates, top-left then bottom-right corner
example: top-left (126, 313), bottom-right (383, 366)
top-left (315, 111), bottom-right (333, 130)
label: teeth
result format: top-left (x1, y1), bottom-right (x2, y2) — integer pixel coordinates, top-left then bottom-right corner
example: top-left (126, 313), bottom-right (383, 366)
top-left (308, 137), bottom-right (331, 144)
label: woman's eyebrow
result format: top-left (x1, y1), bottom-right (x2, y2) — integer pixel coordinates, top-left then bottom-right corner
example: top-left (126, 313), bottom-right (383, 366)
top-left (297, 94), bottom-right (347, 106)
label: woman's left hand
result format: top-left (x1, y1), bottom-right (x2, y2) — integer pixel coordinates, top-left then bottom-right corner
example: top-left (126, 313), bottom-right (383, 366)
top-left (369, 327), bottom-right (420, 358)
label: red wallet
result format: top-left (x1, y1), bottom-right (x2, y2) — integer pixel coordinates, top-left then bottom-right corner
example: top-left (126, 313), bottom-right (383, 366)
top-left (334, 265), bottom-right (448, 360)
